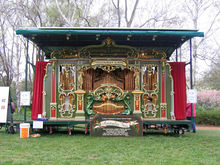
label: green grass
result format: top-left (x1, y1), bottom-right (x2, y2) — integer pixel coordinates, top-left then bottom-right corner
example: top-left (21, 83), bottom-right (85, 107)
top-left (0, 129), bottom-right (219, 165)
top-left (13, 110), bottom-right (32, 121)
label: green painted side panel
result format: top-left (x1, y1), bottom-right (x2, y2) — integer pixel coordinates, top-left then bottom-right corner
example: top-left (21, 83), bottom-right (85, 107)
top-left (44, 64), bottom-right (52, 119)
top-left (165, 64), bottom-right (172, 119)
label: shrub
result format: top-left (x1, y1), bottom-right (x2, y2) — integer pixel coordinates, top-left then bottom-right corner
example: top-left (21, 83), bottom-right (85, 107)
top-left (197, 90), bottom-right (220, 110)
top-left (196, 110), bottom-right (220, 126)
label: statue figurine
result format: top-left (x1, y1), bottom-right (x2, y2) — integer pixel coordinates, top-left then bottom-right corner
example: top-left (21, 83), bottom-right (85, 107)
top-left (78, 70), bottom-right (84, 90)
top-left (134, 70), bottom-right (140, 90)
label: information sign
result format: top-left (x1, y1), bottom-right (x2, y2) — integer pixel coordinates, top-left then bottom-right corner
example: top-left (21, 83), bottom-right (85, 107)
top-left (0, 87), bottom-right (9, 123)
top-left (187, 89), bottom-right (197, 103)
top-left (20, 91), bottom-right (31, 106)
top-left (33, 121), bottom-right (43, 129)
top-left (90, 115), bottom-right (143, 137)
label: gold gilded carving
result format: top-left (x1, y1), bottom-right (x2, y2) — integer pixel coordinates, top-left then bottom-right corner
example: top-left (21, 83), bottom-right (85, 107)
top-left (58, 64), bottom-right (76, 118)
top-left (91, 60), bottom-right (127, 73)
top-left (91, 61), bottom-right (126, 66)
top-left (52, 60), bottom-right (56, 73)
top-left (78, 70), bottom-right (84, 90)
top-left (98, 65), bottom-right (120, 73)
top-left (74, 90), bottom-right (86, 94)
top-left (134, 70), bottom-right (140, 90)
top-left (93, 102), bottom-right (124, 109)
top-left (132, 90), bottom-right (144, 94)
top-left (142, 64), bottom-right (158, 92)
top-left (139, 49), bottom-right (167, 60)
top-left (92, 84), bottom-right (125, 115)
top-left (94, 84), bottom-right (125, 101)
top-left (142, 93), bottom-right (158, 118)
top-left (51, 49), bottom-right (78, 59)
top-left (44, 62), bottom-right (51, 81)
top-left (79, 38), bottom-right (138, 58)
top-left (78, 65), bottom-right (91, 71)
top-left (127, 65), bottom-right (139, 72)
top-left (141, 64), bottom-right (159, 118)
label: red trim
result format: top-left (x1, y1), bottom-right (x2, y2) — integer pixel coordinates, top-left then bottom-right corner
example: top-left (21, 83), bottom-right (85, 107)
top-left (78, 96), bottom-right (83, 110)
top-left (51, 106), bottom-right (56, 118)
top-left (161, 108), bottom-right (166, 118)
top-left (162, 73), bottom-right (165, 103)
top-left (52, 72), bottom-right (56, 102)
top-left (78, 100), bottom-right (82, 110)
top-left (135, 96), bottom-right (139, 111)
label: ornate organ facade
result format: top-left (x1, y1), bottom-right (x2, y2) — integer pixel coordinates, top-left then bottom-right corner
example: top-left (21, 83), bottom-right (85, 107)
top-left (43, 38), bottom-right (174, 120)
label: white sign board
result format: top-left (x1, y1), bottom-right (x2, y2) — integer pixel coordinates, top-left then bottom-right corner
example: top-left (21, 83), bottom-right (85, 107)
top-left (20, 91), bottom-right (31, 106)
top-left (0, 87), bottom-right (9, 123)
top-left (33, 121), bottom-right (43, 129)
top-left (187, 89), bottom-right (197, 103)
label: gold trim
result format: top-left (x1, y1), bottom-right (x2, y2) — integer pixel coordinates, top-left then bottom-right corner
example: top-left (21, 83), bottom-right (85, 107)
top-left (74, 90), bottom-right (86, 94)
top-left (139, 49), bottom-right (167, 60)
top-left (132, 90), bottom-right (144, 94)
top-left (93, 103), bottom-right (124, 109)
top-left (91, 60), bottom-right (126, 66)
top-left (44, 62), bottom-right (51, 81)
top-left (50, 49), bottom-right (78, 59)
top-left (79, 37), bottom-right (138, 58)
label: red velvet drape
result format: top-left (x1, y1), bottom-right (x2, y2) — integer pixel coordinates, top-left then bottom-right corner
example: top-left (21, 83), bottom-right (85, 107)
top-left (31, 61), bottom-right (48, 120)
top-left (169, 62), bottom-right (186, 120)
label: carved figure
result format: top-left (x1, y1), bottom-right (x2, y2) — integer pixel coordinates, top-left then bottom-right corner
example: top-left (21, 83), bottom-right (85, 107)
top-left (134, 70), bottom-right (140, 90)
top-left (78, 70), bottom-right (84, 90)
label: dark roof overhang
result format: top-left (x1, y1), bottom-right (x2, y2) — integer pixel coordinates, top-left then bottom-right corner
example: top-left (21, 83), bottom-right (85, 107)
top-left (16, 27), bottom-right (204, 59)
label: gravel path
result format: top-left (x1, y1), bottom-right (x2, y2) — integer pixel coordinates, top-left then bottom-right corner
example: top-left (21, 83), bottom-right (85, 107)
top-left (196, 125), bottom-right (220, 130)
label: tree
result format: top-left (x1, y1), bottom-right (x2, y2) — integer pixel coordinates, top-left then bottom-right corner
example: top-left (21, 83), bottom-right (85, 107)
top-left (111, 0), bottom-right (181, 28)
top-left (0, 1), bottom-right (16, 87)
top-left (198, 56), bottom-right (220, 90)
top-left (182, 0), bottom-right (220, 86)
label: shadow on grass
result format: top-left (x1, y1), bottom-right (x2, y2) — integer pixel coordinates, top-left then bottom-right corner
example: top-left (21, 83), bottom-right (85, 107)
top-left (29, 128), bottom-right (183, 137)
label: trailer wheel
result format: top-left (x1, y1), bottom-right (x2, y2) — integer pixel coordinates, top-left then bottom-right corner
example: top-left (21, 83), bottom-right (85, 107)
top-left (7, 126), bottom-right (15, 134)
top-left (174, 129), bottom-right (179, 134)
top-left (179, 129), bottom-right (185, 135)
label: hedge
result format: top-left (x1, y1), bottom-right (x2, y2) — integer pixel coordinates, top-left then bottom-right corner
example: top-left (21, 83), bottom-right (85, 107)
top-left (196, 110), bottom-right (220, 126)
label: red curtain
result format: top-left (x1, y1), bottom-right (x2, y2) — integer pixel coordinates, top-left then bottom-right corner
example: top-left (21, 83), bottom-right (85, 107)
top-left (31, 61), bottom-right (49, 120)
top-left (169, 62), bottom-right (186, 120)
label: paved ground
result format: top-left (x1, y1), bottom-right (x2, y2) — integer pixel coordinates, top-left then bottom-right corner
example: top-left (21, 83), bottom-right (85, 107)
top-left (196, 125), bottom-right (220, 130)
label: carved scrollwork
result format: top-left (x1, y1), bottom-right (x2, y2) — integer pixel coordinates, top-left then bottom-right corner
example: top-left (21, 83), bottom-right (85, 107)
top-left (139, 49), bottom-right (167, 60)
top-left (50, 49), bottom-right (78, 59)
top-left (79, 38), bottom-right (138, 58)
top-left (141, 64), bottom-right (159, 118)
top-left (58, 64), bottom-right (77, 118)
top-left (142, 93), bottom-right (158, 118)
top-left (85, 84), bottom-right (132, 115)
top-left (93, 84), bottom-right (125, 101)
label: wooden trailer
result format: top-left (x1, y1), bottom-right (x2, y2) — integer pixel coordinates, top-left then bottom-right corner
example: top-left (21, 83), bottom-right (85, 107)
top-left (16, 28), bottom-right (204, 136)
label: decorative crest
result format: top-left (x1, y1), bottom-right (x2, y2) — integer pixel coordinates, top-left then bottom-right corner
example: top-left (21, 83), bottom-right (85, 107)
top-left (50, 49), bottom-right (78, 59)
top-left (139, 49), bottom-right (166, 59)
top-left (79, 38), bottom-right (138, 58)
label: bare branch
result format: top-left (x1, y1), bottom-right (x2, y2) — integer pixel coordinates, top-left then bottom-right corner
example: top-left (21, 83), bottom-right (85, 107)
top-left (55, 0), bottom-right (73, 26)
top-left (124, 0), bottom-right (139, 27)
top-left (112, 0), bottom-right (121, 27)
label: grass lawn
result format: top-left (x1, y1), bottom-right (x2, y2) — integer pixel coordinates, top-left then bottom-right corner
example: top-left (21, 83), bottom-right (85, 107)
top-left (0, 128), bottom-right (219, 165)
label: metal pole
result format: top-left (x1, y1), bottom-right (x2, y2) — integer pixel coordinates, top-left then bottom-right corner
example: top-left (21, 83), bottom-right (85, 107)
top-left (189, 39), bottom-right (193, 127)
top-left (176, 48), bottom-right (178, 62)
top-left (24, 39), bottom-right (29, 122)
top-left (190, 39), bottom-right (193, 89)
